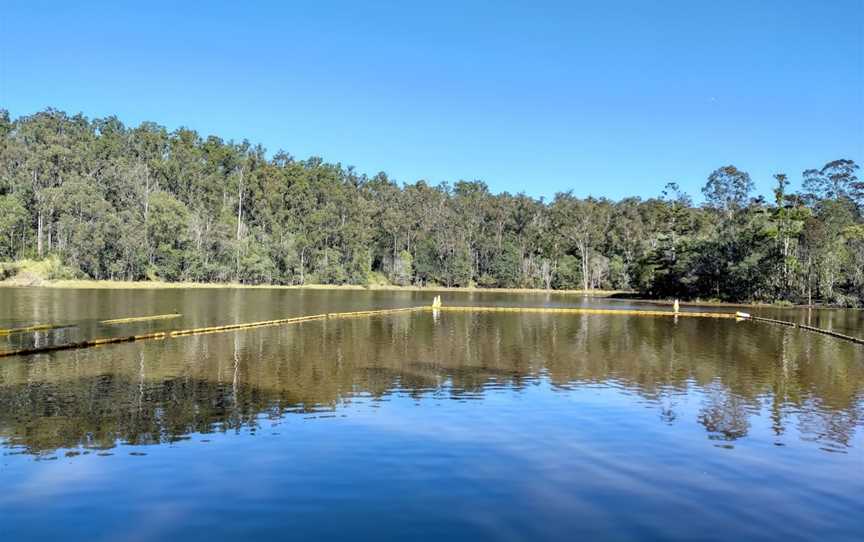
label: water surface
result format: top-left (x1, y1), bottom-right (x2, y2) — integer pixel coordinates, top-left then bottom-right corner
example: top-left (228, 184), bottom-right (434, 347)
top-left (1, 288), bottom-right (862, 541)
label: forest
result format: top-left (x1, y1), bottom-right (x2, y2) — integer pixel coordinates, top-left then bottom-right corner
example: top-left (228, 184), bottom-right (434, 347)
top-left (0, 108), bottom-right (862, 305)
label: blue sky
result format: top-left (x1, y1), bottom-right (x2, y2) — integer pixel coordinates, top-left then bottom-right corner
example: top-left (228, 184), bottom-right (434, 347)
top-left (1, 0), bottom-right (861, 201)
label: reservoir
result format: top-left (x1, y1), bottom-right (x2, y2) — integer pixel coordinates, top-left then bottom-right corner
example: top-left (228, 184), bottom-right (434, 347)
top-left (1, 288), bottom-right (862, 541)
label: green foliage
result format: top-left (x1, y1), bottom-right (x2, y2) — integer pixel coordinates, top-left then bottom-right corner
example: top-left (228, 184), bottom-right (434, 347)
top-left (607, 255), bottom-right (629, 289)
top-left (237, 236), bottom-right (276, 284)
top-left (702, 165), bottom-right (754, 216)
top-left (393, 250), bottom-right (413, 286)
top-left (366, 271), bottom-right (390, 286)
top-left (803, 159), bottom-right (861, 205)
top-left (147, 191), bottom-right (190, 281)
top-left (0, 256), bottom-right (81, 283)
top-left (0, 108), bottom-right (861, 305)
top-left (314, 247), bottom-right (348, 284)
top-left (486, 241), bottom-right (521, 288)
top-left (0, 194), bottom-right (27, 259)
top-left (553, 255), bottom-right (582, 290)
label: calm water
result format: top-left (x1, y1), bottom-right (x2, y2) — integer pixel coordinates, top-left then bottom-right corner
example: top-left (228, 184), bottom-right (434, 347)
top-left (0, 288), bottom-right (862, 541)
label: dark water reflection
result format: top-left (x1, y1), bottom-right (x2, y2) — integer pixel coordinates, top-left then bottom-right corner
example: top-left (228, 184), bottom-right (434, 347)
top-left (0, 289), bottom-right (862, 541)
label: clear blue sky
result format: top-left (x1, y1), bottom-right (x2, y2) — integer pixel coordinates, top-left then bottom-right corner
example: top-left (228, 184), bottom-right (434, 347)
top-left (1, 0), bottom-right (861, 201)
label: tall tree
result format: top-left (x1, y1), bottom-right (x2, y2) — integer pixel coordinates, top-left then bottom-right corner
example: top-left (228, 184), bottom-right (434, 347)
top-left (1, 108), bottom-right (861, 306)
top-left (702, 165), bottom-right (754, 219)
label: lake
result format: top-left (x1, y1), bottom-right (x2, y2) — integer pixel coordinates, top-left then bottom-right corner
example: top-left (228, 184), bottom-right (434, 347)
top-left (1, 288), bottom-right (862, 541)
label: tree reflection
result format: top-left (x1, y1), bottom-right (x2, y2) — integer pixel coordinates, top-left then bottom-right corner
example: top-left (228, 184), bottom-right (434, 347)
top-left (698, 384), bottom-right (752, 441)
top-left (0, 312), bottom-right (861, 454)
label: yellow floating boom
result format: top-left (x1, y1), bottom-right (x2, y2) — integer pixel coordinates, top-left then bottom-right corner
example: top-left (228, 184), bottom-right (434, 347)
top-left (744, 313), bottom-right (864, 345)
top-left (101, 313), bottom-right (182, 325)
top-left (0, 306), bottom-right (425, 358)
top-left (0, 323), bottom-right (75, 335)
top-left (1, 303), bottom-right (860, 359)
top-left (428, 305), bottom-right (863, 344)
top-left (429, 306), bottom-right (740, 319)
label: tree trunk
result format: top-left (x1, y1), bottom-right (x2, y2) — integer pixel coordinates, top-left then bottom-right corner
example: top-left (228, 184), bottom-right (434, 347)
top-left (580, 241), bottom-right (589, 291)
top-left (235, 168), bottom-right (244, 281)
top-left (299, 250), bottom-right (305, 285)
top-left (37, 210), bottom-right (43, 258)
top-left (143, 168), bottom-right (151, 255)
top-left (236, 169), bottom-right (244, 242)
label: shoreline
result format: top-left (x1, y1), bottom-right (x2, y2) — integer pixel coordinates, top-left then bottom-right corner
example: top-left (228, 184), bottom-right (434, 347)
top-left (0, 278), bottom-right (621, 296)
top-left (0, 278), bottom-right (851, 310)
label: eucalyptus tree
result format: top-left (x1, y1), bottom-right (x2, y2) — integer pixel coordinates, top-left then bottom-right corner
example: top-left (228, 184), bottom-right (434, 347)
top-left (1, 107), bottom-right (862, 305)
top-left (550, 193), bottom-right (611, 291)
top-left (803, 159), bottom-right (862, 206)
top-left (702, 165), bottom-right (754, 220)
top-left (0, 194), bottom-right (27, 259)
top-left (766, 173), bottom-right (809, 299)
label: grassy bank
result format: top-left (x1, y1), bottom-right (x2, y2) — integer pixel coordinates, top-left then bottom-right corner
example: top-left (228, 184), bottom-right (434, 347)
top-left (0, 275), bottom-right (622, 295)
top-left (0, 258), bottom-right (620, 294)
top-left (2, 260), bottom-right (844, 308)
top-left (0, 257), bottom-right (81, 285)
top-left (0, 276), bottom-right (825, 309)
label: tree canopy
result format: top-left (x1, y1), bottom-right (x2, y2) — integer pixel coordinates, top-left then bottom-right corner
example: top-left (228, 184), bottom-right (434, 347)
top-left (1, 108), bottom-right (862, 305)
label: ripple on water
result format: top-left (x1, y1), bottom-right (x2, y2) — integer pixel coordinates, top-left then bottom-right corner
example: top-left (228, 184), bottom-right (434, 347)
top-left (0, 291), bottom-right (862, 541)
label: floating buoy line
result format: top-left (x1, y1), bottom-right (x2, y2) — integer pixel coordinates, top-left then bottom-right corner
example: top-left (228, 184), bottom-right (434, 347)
top-left (0, 301), bottom-right (861, 359)
top-left (0, 323), bottom-right (76, 336)
top-left (434, 306), bottom-right (741, 319)
top-left (0, 307), bottom-right (424, 358)
top-left (741, 313), bottom-right (864, 345)
top-left (101, 313), bottom-right (182, 325)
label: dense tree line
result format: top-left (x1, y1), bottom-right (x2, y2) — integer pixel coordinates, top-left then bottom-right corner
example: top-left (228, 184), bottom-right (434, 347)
top-left (1, 109), bottom-right (862, 305)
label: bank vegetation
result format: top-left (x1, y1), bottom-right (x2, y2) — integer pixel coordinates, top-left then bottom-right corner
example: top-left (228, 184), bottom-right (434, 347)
top-left (1, 109), bottom-right (862, 305)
